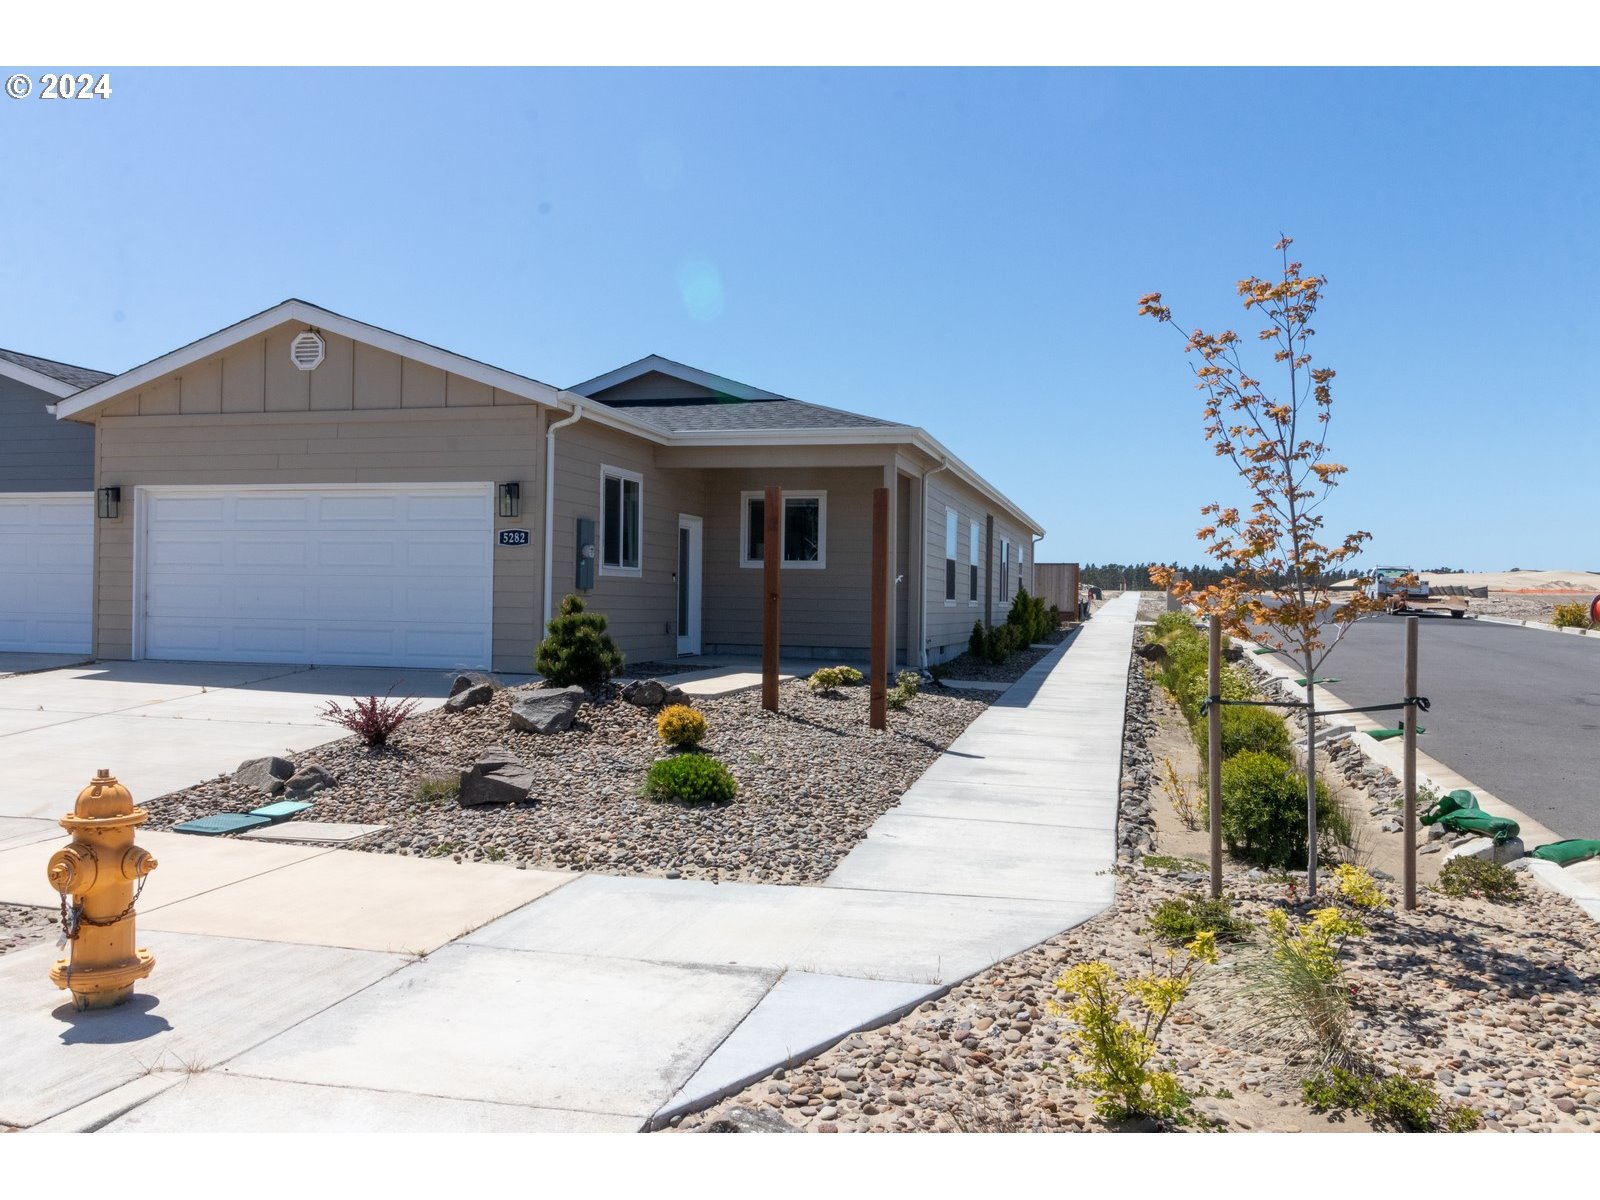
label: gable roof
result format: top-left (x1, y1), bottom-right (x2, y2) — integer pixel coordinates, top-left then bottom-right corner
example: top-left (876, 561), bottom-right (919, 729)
top-left (0, 348), bottom-right (113, 398)
top-left (570, 355), bottom-right (1042, 536)
top-left (53, 299), bottom-right (568, 421)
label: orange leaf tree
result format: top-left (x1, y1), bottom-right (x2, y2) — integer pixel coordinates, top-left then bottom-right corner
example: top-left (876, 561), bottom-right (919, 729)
top-left (1139, 237), bottom-right (1380, 895)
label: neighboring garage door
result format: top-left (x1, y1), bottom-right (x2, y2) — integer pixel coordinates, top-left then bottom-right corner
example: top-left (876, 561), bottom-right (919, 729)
top-left (140, 484), bottom-right (494, 668)
top-left (0, 494), bottom-right (93, 653)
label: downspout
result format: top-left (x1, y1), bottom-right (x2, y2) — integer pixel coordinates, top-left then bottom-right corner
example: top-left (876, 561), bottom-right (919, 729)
top-left (543, 401), bottom-right (586, 631)
top-left (918, 456), bottom-right (951, 668)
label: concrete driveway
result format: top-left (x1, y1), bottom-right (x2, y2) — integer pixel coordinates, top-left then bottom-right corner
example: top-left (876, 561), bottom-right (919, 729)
top-left (0, 661), bottom-right (510, 822)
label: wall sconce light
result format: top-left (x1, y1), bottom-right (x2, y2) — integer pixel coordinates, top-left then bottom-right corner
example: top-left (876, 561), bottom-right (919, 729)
top-left (497, 482), bottom-right (521, 519)
top-left (97, 486), bottom-right (121, 520)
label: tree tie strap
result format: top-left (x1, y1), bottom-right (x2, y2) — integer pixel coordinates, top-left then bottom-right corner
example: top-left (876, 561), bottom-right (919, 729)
top-left (1199, 695), bottom-right (1431, 717)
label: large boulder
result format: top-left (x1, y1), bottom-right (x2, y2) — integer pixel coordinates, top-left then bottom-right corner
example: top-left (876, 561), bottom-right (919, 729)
top-left (235, 756), bottom-right (296, 796)
top-left (458, 746), bottom-right (536, 807)
top-left (621, 678), bottom-right (688, 708)
top-left (445, 682), bottom-right (494, 713)
top-left (284, 764), bottom-right (338, 799)
top-left (509, 685), bottom-right (585, 734)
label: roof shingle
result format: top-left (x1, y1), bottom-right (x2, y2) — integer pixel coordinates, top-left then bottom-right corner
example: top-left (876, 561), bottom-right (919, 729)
top-left (0, 348), bottom-right (113, 391)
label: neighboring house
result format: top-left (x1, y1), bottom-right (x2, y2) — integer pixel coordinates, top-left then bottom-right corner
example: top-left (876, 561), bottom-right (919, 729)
top-left (0, 349), bottom-right (112, 653)
top-left (54, 302), bottom-right (1041, 673)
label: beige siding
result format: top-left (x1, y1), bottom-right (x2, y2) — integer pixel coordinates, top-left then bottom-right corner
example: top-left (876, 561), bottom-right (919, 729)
top-left (699, 466), bottom-right (881, 657)
top-left (93, 342), bottom-right (546, 672)
top-left (921, 472), bottom-right (1036, 663)
top-left (548, 421), bottom-right (706, 664)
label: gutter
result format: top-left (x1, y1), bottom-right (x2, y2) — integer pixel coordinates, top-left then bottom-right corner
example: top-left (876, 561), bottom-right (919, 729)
top-left (918, 456), bottom-right (952, 667)
top-left (543, 401), bottom-right (587, 631)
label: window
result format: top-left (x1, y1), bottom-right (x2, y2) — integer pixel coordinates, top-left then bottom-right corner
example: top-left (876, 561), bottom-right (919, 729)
top-left (1001, 537), bottom-right (1011, 600)
top-left (741, 491), bottom-right (826, 569)
top-left (944, 508), bottom-right (958, 602)
top-left (600, 465), bottom-right (642, 575)
top-left (968, 519), bottom-right (980, 603)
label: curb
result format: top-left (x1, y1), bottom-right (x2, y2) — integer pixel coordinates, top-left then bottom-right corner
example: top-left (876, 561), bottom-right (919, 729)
top-left (1470, 614), bottom-right (1598, 639)
top-left (1243, 641), bottom-right (1600, 924)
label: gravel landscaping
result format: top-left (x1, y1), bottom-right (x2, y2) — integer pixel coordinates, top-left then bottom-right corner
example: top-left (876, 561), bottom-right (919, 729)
top-left (139, 676), bottom-right (996, 885)
top-left (932, 626), bottom-right (1071, 684)
top-left (670, 627), bottom-right (1600, 1133)
top-left (1, 903), bottom-right (56, 958)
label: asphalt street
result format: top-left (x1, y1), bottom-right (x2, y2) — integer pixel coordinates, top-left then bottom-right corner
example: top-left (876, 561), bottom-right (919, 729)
top-left (1283, 615), bottom-right (1600, 840)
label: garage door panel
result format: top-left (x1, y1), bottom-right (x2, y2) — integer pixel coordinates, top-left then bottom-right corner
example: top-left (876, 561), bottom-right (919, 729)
top-left (0, 495), bottom-right (92, 654)
top-left (149, 495), bottom-right (227, 524)
top-left (142, 485), bottom-right (492, 669)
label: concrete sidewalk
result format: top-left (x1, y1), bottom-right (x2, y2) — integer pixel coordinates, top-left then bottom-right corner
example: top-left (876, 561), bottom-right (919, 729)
top-left (1, 594), bottom-right (1138, 1133)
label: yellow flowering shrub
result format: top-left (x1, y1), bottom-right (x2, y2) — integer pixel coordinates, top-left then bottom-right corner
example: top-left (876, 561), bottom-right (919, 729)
top-left (1331, 863), bottom-right (1389, 910)
top-left (656, 704), bottom-right (707, 749)
top-left (1050, 931), bottom-right (1217, 1121)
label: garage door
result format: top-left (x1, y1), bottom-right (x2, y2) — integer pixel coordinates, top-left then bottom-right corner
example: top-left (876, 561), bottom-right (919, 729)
top-left (141, 485), bottom-right (494, 668)
top-left (0, 494), bottom-right (93, 653)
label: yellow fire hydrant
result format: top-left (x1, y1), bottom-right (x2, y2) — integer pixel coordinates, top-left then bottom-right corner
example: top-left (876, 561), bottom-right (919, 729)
top-left (46, 769), bottom-right (158, 1011)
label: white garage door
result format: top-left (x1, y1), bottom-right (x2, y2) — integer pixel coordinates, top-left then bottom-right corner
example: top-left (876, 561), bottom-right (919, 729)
top-left (0, 494), bottom-right (93, 653)
top-left (141, 485), bottom-right (494, 668)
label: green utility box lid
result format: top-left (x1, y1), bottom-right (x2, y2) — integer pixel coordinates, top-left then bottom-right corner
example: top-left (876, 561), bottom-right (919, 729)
top-left (172, 813), bottom-right (273, 836)
top-left (249, 800), bottom-right (314, 823)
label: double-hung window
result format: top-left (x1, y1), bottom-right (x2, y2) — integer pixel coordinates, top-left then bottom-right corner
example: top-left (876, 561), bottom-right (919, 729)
top-left (1001, 537), bottom-right (1011, 601)
top-left (741, 491), bottom-right (826, 569)
top-left (600, 465), bottom-right (643, 575)
top-left (944, 508), bottom-right (958, 602)
top-left (968, 520), bottom-right (980, 603)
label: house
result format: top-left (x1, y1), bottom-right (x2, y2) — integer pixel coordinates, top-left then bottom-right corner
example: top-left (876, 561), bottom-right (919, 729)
top-left (0, 349), bottom-right (112, 653)
top-left (53, 302), bottom-right (1042, 673)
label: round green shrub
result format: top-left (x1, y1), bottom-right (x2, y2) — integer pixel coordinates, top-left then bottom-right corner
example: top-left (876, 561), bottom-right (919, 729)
top-left (1219, 750), bottom-right (1342, 869)
top-left (643, 753), bottom-right (738, 804)
top-left (1199, 704), bottom-right (1293, 765)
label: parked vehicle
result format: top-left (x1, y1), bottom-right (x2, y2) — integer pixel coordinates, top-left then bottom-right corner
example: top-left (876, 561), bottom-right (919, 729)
top-left (1366, 566), bottom-right (1468, 618)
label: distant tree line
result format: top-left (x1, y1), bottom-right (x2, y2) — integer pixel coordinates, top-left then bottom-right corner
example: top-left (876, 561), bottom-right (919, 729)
top-left (1081, 563), bottom-right (1369, 591)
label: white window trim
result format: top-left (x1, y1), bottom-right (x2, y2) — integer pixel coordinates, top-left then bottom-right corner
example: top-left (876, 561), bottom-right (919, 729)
top-left (943, 507), bottom-right (958, 606)
top-left (599, 464), bottom-right (644, 578)
top-left (739, 490), bottom-right (827, 570)
top-left (968, 518), bottom-right (980, 606)
top-left (1001, 537), bottom-right (1011, 602)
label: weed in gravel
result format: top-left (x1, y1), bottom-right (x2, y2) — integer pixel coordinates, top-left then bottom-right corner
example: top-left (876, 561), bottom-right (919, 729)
top-left (413, 774), bottom-right (460, 805)
top-left (1436, 856), bottom-right (1521, 903)
top-left (1160, 756), bottom-right (1203, 831)
top-left (1301, 1061), bottom-right (1481, 1132)
top-left (426, 840), bottom-right (464, 858)
top-left (1147, 894), bottom-right (1249, 944)
top-left (484, 846), bottom-right (507, 862)
top-left (1142, 854), bottom-right (1206, 873)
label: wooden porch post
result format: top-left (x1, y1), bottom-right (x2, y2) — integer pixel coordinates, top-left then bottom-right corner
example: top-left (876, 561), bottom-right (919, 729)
top-left (870, 486), bottom-right (889, 730)
top-left (762, 485), bottom-right (781, 712)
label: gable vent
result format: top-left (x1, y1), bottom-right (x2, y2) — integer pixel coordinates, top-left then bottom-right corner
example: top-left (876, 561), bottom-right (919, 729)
top-left (290, 330), bottom-right (326, 371)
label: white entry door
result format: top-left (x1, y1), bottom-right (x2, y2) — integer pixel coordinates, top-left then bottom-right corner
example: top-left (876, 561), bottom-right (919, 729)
top-left (0, 493), bottom-right (93, 653)
top-left (677, 513), bottom-right (702, 655)
top-left (139, 484), bottom-right (494, 668)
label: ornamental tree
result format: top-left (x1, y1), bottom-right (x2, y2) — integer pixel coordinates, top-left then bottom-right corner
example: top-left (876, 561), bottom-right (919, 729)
top-left (1139, 237), bottom-right (1381, 895)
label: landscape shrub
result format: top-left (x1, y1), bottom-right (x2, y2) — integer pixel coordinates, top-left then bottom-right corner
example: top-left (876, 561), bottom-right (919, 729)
top-left (535, 594), bottom-right (624, 687)
top-left (1160, 756), bottom-right (1203, 830)
top-left (1199, 703), bottom-right (1293, 766)
top-left (1048, 604), bottom-right (1062, 628)
top-left (1005, 584), bottom-right (1052, 645)
top-left (886, 670), bottom-right (921, 711)
top-left (969, 621), bottom-right (987, 659)
top-left (1233, 904), bottom-right (1367, 1062)
top-left (642, 753), bottom-right (738, 804)
top-left (1437, 856), bottom-right (1521, 903)
top-left (656, 704), bottom-right (707, 749)
top-left (1150, 611), bottom-right (1196, 640)
top-left (319, 689), bottom-right (420, 747)
top-left (983, 623), bottom-right (1023, 664)
top-left (1175, 663), bottom-right (1252, 727)
top-left (1147, 894), bottom-right (1248, 944)
top-left (1552, 602), bottom-right (1593, 630)
top-left (1219, 750), bottom-right (1345, 870)
top-left (807, 665), bottom-right (864, 694)
top-left (1050, 932), bottom-right (1218, 1122)
top-left (1301, 1063), bottom-right (1481, 1132)
top-left (1331, 863), bottom-right (1389, 910)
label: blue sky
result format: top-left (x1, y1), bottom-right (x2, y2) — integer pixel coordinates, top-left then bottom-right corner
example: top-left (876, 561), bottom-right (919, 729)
top-left (3, 67), bottom-right (1595, 569)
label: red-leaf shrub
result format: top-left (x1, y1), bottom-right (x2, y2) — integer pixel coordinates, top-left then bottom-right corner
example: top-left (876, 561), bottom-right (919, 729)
top-left (319, 690), bottom-right (420, 746)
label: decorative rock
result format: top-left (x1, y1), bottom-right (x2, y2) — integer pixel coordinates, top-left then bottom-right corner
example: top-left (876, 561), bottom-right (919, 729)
top-left (444, 682), bottom-right (494, 713)
top-left (509, 686), bottom-right (585, 734)
top-left (697, 1104), bottom-right (797, 1133)
top-left (622, 678), bottom-right (689, 708)
top-left (458, 747), bottom-right (535, 808)
top-left (283, 764), bottom-right (337, 798)
top-left (449, 674), bottom-right (477, 697)
top-left (234, 756), bottom-right (296, 796)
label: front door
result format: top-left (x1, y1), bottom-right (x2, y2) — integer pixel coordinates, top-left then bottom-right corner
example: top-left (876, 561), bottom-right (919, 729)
top-left (676, 514), bottom-right (703, 655)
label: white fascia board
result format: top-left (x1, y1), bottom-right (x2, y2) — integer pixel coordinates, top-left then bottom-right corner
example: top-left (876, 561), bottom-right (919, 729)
top-left (0, 358), bottom-right (79, 399)
top-left (56, 300), bottom-right (568, 421)
top-left (550, 393), bottom-right (670, 444)
top-left (571, 354), bottom-right (781, 401)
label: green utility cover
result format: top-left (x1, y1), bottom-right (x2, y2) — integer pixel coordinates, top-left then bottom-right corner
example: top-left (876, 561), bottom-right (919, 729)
top-left (250, 800), bottom-right (313, 823)
top-left (1529, 840), bottom-right (1600, 867)
top-left (1294, 677), bottom-right (1342, 686)
top-left (173, 813), bottom-right (273, 836)
top-left (1252, 647), bottom-right (1277, 655)
top-left (1368, 727), bottom-right (1425, 741)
